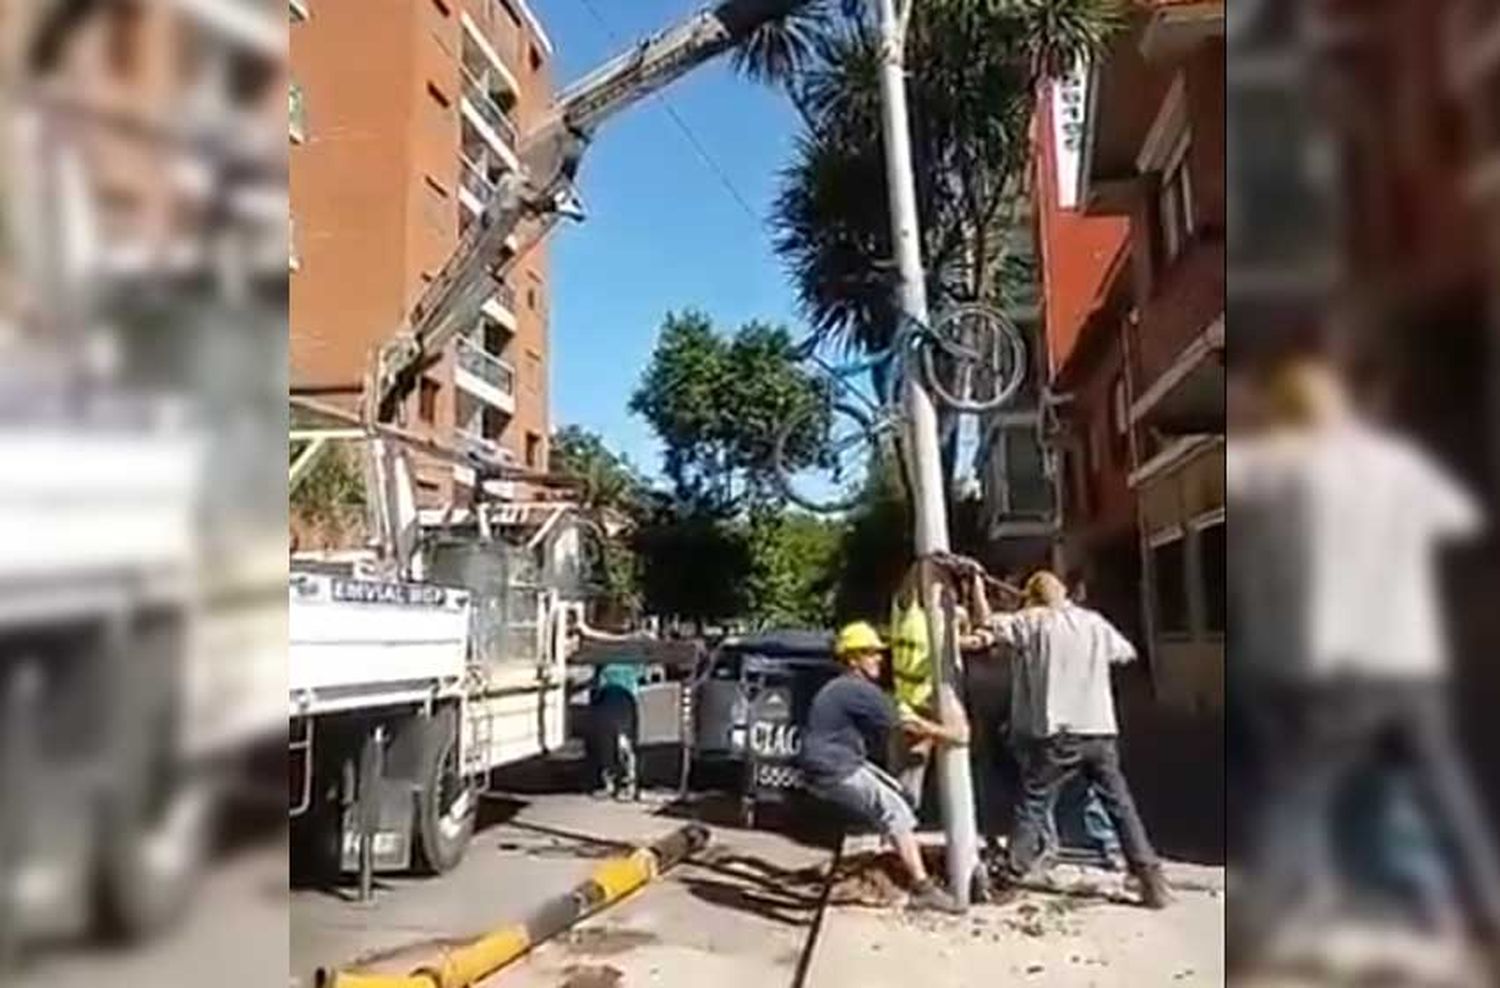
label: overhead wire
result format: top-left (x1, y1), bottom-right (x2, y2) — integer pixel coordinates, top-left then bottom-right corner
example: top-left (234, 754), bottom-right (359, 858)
top-left (571, 0), bottom-right (767, 227)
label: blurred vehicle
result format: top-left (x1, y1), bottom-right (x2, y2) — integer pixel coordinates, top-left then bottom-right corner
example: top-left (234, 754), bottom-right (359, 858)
top-left (689, 630), bottom-right (842, 827)
top-left (0, 372), bottom-right (286, 948)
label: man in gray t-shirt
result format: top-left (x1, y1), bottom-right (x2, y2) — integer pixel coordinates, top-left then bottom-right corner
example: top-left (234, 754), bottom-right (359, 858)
top-left (972, 568), bottom-right (1170, 909)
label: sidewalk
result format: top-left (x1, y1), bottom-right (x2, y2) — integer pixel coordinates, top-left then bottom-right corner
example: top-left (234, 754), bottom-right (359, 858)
top-left (803, 832), bottom-right (1226, 987)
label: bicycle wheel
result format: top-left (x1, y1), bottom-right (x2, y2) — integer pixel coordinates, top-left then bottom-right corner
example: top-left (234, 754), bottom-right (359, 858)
top-left (773, 399), bottom-right (897, 514)
top-left (920, 303), bottom-right (1027, 413)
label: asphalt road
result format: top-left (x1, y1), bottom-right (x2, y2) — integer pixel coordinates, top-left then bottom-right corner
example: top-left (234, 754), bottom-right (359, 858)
top-left (290, 758), bottom-right (843, 988)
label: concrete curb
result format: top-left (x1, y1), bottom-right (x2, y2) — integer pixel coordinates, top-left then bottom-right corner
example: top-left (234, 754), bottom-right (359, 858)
top-left (317, 823), bottom-right (709, 988)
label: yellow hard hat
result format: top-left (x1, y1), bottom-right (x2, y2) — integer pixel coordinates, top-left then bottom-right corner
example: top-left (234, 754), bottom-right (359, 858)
top-left (835, 621), bottom-right (887, 659)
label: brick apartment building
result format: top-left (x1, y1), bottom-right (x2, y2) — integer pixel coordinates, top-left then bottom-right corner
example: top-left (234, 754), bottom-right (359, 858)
top-left (289, 0), bottom-right (553, 506)
top-left (4, 0), bottom-right (288, 289)
top-left (1037, 0), bottom-right (1225, 714)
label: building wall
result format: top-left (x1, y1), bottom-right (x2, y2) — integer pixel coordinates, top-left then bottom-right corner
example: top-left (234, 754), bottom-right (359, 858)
top-left (1138, 442), bottom-right (1225, 714)
top-left (10, 1), bottom-right (287, 282)
top-left (1033, 77), bottom-right (1139, 640)
top-left (1034, 87), bottom-right (1132, 378)
top-left (290, 0), bottom-right (414, 393)
top-left (1125, 41), bottom-right (1225, 398)
top-left (290, 0), bottom-right (552, 500)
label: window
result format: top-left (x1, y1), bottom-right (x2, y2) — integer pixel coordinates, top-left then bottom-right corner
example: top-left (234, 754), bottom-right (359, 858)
top-left (529, 45), bottom-right (543, 73)
top-left (1159, 132), bottom-right (1195, 263)
top-left (1150, 534), bottom-right (1189, 636)
top-left (431, 0), bottom-right (451, 14)
top-left (427, 82), bottom-right (451, 109)
top-left (526, 288), bottom-right (537, 310)
top-left (525, 432), bottom-right (542, 468)
top-left (424, 174), bottom-right (449, 198)
top-left (419, 378), bottom-right (440, 423)
top-left (1199, 519), bottom-right (1226, 635)
top-left (496, 0), bottom-right (522, 29)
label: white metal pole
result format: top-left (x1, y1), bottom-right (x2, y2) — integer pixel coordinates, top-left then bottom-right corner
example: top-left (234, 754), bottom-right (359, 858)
top-left (871, 0), bottom-right (981, 907)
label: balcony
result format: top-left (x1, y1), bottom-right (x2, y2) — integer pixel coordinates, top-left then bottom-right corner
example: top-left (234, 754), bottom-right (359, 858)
top-left (460, 68), bottom-right (520, 168)
top-left (453, 429), bottom-right (518, 497)
top-left (458, 155), bottom-right (493, 216)
top-left (454, 337), bottom-right (516, 414)
top-left (480, 282), bottom-right (518, 330)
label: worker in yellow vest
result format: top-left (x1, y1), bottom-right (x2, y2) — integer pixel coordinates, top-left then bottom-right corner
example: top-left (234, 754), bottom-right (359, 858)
top-left (889, 574), bottom-right (936, 806)
top-left (888, 564), bottom-right (990, 808)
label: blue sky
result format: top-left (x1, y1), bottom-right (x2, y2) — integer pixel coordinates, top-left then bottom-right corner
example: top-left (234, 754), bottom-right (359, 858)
top-left (534, 0), bottom-right (804, 480)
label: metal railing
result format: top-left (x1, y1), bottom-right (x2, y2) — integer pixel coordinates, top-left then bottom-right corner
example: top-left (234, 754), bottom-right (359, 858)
top-left (493, 281), bottom-right (517, 314)
top-left (456, 427), bottom-right (518, 466)
top-left (456, 336), bottom-right (516, 399)
top-left (460, 68), bottom-right (518, 147)
top-left (459, 155), bottom-right (493, 204)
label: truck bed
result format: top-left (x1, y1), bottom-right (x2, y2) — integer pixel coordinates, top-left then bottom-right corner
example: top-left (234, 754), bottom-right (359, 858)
top-left (289, 571), bottom-right (472, 716)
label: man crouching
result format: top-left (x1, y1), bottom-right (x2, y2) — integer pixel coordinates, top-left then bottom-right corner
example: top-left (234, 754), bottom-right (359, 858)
top-left (801, 621), bottom-right (969, 912)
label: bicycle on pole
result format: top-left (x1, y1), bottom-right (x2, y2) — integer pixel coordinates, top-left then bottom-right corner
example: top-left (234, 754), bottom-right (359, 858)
top-left (772, 303), bottom-right (1026, 514)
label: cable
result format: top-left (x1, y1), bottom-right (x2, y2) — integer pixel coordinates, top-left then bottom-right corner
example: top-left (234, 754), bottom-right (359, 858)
top-left (571, 0), bottom-right (766, 227)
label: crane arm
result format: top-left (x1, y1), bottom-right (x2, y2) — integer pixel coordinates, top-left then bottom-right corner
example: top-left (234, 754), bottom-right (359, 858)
top-left (367, 0), bottom-right (813, 425)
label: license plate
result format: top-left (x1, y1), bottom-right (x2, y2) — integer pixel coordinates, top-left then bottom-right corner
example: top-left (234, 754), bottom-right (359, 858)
top-left (755, 763), bottom-right (802, 789)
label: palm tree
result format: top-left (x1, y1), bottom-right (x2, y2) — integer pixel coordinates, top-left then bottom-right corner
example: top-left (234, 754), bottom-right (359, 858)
top-left (739, 0), bottom-right (1124, 352)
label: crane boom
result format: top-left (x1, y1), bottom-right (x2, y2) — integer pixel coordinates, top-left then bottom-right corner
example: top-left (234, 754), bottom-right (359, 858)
top-left (368, 0), bottom-right (812, 425)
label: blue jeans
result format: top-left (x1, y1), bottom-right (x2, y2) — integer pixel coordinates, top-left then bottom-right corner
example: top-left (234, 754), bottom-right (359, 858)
top-left (1048, 777), bottom-right (1121, 860)
top-left (1007, 734), bottom-right (1157, 880)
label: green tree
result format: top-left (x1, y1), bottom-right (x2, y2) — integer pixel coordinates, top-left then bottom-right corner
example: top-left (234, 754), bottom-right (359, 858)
top-left (628, 310), bottom-right (826, 513)
top-left (549, 424), bottom-right (645, 515)
top-left (761, 0), bottom-right (1122, 352)
top-left (745, 509), bottom-right (843, 628)
top-left (289, 440), bottom-right (367, 548)
top-left (633, 506), bottom-right (752, 629)
top-left (549, 426), bottom-right (647, 618)
top-left (831, 455), bottom-right (913, 623)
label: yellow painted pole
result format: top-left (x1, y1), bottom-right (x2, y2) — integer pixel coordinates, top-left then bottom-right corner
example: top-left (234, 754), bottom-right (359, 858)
top-left (318, 824), bottom-right (708, 988)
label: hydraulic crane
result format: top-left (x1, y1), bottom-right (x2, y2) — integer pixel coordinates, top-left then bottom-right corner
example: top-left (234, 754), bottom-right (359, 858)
top-left (318, 0), bottom-right (816, 575)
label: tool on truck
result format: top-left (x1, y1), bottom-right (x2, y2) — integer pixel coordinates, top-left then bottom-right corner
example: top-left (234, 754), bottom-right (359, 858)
top-left (287, 0), bottom-right (820, 887)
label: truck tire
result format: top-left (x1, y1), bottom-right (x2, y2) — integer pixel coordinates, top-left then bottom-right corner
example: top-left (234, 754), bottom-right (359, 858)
top-left (93, 777), bottom-right (212, 943)
top-left (412, 708), bottom-right (474, 875)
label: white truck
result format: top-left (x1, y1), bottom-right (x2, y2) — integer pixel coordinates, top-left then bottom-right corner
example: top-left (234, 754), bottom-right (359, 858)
top-left (0, 401), bottom-right (286, 949)
top-left (287, 503), bottom-right (587, 879)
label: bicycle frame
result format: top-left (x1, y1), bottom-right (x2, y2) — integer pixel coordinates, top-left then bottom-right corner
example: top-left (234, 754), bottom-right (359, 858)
top-left (796, 317), bottom-right (928, 419)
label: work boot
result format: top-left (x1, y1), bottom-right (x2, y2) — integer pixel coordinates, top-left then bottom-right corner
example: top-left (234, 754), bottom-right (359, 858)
top-left (1134, 865), bottom-right (1174, 910)
top-left (907, 879), bottom-right (963, 914)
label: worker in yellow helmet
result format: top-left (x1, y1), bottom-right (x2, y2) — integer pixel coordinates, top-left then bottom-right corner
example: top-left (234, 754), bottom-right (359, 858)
top-left (800, 620), bottom-right (968, 911)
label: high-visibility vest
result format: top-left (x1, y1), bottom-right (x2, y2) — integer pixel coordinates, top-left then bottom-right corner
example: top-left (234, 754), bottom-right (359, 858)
top-left (889, 599), bottom-right (933, 716)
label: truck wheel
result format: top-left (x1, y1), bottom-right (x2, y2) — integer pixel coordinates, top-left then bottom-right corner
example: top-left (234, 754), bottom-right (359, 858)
top-left (94, 777), bottom-right (212, 943)
top-left (413, 709), bottom-right (474, 875)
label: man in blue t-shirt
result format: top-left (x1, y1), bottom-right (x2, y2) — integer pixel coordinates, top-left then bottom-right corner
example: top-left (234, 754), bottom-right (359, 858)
top-left (588, 661), bottom-right (642, 800)
top-left (801, 621), bottom-right (968, 912)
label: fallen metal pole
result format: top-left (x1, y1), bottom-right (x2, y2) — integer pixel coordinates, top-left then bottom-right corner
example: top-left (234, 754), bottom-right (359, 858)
top-left (871, 0), bottom-right (981, 908)
top-left (317, 823), bottom-right (711, 988)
